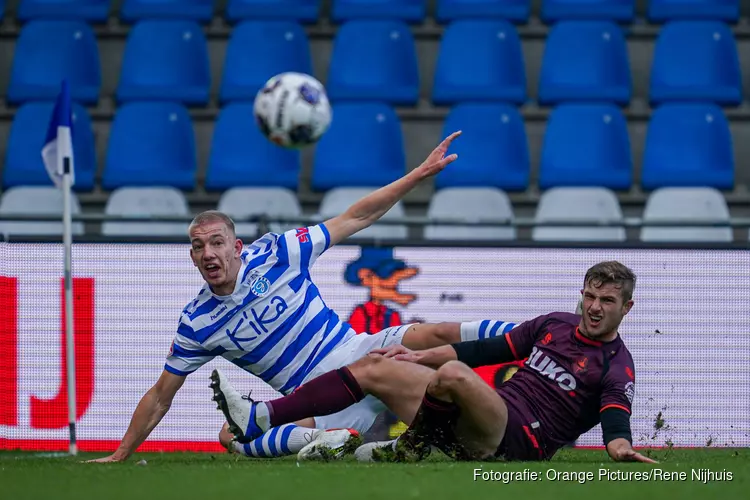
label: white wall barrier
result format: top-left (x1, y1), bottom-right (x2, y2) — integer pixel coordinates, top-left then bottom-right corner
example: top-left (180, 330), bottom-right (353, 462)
top-left (1, 243), bottom-right (749, 451)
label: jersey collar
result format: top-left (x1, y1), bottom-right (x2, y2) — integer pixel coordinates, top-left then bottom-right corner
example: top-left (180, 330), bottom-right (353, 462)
top-left (575, 326), bottom-right (621, 347)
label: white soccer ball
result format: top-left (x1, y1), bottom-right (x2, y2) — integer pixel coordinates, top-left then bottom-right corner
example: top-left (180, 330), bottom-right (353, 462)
top-left (253, 72), bottom-right (332, 149)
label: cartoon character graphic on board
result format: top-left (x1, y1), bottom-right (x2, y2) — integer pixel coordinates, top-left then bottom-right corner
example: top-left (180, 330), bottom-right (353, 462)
top-left (343, 247), bottom-right (420, 440)
top-left (344, 247), bottom-right (419, 334)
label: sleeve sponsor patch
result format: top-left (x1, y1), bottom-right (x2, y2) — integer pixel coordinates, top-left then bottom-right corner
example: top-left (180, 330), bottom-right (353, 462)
top-left (624, 381), bottom-right (635, 404)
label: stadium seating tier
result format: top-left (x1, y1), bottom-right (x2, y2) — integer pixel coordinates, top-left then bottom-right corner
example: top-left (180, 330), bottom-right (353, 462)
top-left (0, 2), bottom-right (748, 242)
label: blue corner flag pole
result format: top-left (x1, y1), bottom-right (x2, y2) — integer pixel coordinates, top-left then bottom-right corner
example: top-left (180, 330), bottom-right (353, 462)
top-left (42, 80), bottom-right (78, 456)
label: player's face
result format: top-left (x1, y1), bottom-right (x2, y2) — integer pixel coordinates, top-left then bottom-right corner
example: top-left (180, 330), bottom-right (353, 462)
top-left (579, 282), bottom-right (633, 340)
top-left (189, 221), bottom-right (243, 295)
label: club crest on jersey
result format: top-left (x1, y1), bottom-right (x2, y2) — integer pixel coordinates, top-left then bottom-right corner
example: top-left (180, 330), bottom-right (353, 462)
top-left (250, 275), bottom-right (271, 297)
top-left (573, 357), bottom-right (588, 375)
top-left (624, 381), bottom-right (635, 404)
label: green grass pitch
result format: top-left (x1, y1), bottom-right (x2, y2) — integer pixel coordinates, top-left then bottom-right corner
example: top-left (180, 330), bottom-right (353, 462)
top-left (1, 448), bottom-right (746, 500)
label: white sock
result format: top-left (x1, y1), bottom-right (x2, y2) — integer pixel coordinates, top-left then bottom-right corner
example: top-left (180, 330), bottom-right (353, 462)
top-left (460, 320), bottom-right (517, 342)
top-left (233, 424), bottom-right (321, 458)
top-left (255, 401), bottom-right (271, 431)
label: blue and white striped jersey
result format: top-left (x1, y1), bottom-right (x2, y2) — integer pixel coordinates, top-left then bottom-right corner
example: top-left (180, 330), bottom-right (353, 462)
top-left (165, 224), bottom-right (357, 395)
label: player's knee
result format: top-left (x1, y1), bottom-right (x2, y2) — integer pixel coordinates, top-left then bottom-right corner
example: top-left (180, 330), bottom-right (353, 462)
top-left (435, 360), bottom-right (472, 388)
top-left (348, 353), bottom-right (385, 389)
top-left (218, 422), bottom-right (234, 451)
top-left (350, 352), bottom-right (383, 372)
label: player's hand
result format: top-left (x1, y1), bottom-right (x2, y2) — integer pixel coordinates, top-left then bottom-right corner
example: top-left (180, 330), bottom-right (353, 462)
top-left (413, 131), bottom-right (461, 180)
top-left (370, 345), bottom-right (425, 363)
top-left (393, 350), bottom-right (428, 364)
top-left (370, 344), bottom-right (413, 358)
top-left (84, 454), bottom-right (125, 463)
top-left (615, 448), bottom-right (659, 464)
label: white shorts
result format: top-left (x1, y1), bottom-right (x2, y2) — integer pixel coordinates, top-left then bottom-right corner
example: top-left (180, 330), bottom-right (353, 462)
top-left (300, 324), bottom-right (412, 434)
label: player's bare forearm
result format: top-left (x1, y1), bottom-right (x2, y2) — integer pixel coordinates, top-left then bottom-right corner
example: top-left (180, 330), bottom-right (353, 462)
top-left (402, 322), bottom-right (461, 350)
top-left (112, 388), bottom-right (170, 459)
top-left (422, 345), bottom-right (459, 368)
top-left (351, 169), bottom-right (422, 219)
top-left (111, 371), bottom-right (185, 461)
top-left (325, 170), bottom-right (424, 245)
top-left (325, 131), bottom-right (460, 246)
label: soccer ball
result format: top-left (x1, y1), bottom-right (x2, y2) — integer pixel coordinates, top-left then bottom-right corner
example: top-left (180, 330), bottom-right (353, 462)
top-left (253, 72), bottom-right (332, 149)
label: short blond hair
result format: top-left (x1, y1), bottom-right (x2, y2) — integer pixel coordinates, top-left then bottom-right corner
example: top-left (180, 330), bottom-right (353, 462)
top-left (188, 210), bottom-right (236, 238)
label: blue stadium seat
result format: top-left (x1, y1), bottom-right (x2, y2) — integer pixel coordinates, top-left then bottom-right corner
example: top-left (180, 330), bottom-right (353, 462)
top-left (103, 102), bottom-right (197, 190)
top-left (437, 0), bottom-right (530, 23)
top-left (650, 21), bottom-right (741, 106)
top-left (220, 21), bottom-right (312, 104)
top-left (117, 20), bottom-right (210, 105)
top-left (122, 0), bottom-right (214, 22)
top-left (540, 104), bottom-right (632, 190)
top-left (206, 104), bottom-right (301, 191)
top-left (642, 104), bottom-right (733, 190)
top-left (434, 104), bottom-right (529, 191)
top-left (226, 0), bottom-right (320, 23)
top-left (0, 0), bottom-right (5, 21)
top-left (8, 21), bottom-right (100, 105)
top-left (539, 21), bottom-right (630, 106)
top-left (17, 0), bottom-right (110, 22)
top-left (327, 21), bottom-right (419, 106)
top-left (331, 0), bottom-right (425, 23)
top-left (542, 0), bottom-right (634, 22)
top-left (312, 103), bottom-right (404, 191)
top-left (649, 0), bottom-right (739, 23)
top-left (4, 102), bottom-right (95, 191)
top-left (433, 20), bottom-right (526, 106)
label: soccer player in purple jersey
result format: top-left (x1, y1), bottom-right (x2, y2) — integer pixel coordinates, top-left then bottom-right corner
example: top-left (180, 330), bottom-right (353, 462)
top-left (212, 261), bottom-right (656, 463)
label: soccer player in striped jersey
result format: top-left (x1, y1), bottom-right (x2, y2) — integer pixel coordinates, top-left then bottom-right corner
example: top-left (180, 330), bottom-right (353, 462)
top-left (87, 132), bottom-right (467, 463)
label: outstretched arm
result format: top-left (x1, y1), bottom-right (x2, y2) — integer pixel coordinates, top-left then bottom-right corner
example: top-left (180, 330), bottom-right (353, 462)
top-left (376, 315), bottom-right (546, 368)
top-left (86, 370), bottom-right (186, 462)
top-left (324, 131), bottom-right (461, 246)
top-left (379, 334), bottom-right (519, 370)
top-left (600, 363), bottom-right (654, 463)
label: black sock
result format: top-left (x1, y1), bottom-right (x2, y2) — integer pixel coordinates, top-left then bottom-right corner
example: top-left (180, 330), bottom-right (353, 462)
top-left (401, 392), bottom-right (461, 450)
top-left (422, 392), bottom-right (460, 419)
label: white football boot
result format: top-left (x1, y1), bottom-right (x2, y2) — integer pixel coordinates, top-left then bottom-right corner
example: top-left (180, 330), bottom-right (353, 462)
top-left (354, 440), bottom-right (397, 462)
top-left (354, 438), bottom-right (432, 463)
top-left (210, 369), bottom-right (269, 443)
top-left (296, 429), bottom-right (363, 462)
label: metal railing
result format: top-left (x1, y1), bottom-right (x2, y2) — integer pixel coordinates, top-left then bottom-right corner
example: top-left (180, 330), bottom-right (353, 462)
top-left (2, 213), bottom-right (750, 228)
top-left (1, 213), bottom-right (749, 249)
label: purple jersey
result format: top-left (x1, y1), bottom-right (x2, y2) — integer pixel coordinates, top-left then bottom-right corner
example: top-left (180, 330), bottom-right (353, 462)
top-left (496, 312), bottom-right (635, 457)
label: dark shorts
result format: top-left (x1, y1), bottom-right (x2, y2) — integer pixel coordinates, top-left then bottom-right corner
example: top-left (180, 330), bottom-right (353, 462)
top-left (494, 391), bottom-right (548, 461)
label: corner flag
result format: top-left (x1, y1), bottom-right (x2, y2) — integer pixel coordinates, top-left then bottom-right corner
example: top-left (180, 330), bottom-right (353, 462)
top-left (42, 80), bottom-right (79, 456)
top-left (41, 80), bottom-right (75, 188)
